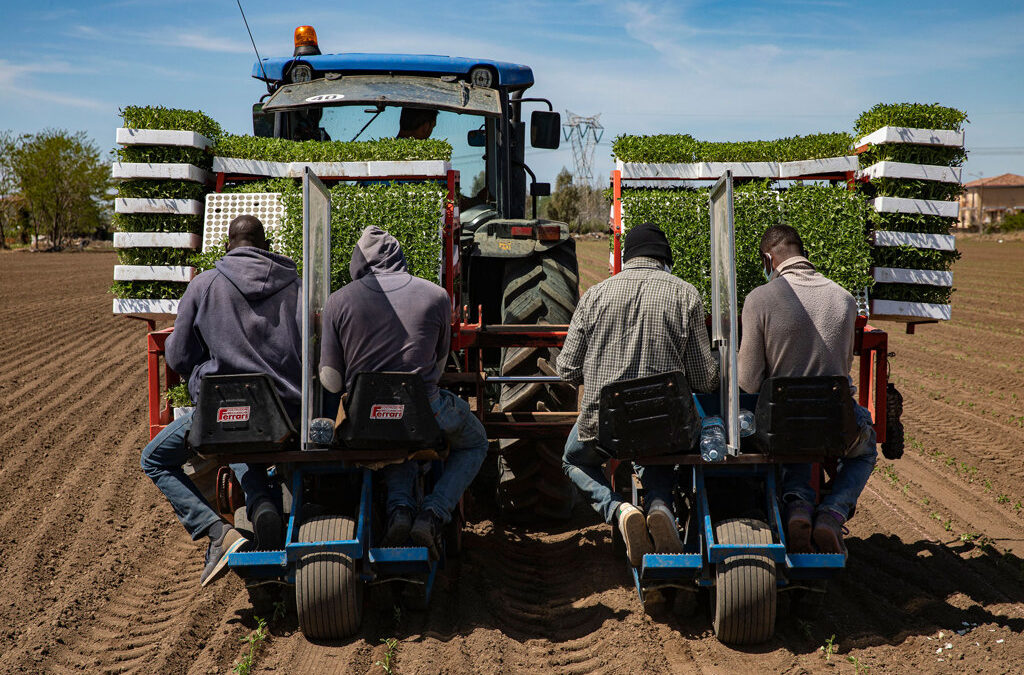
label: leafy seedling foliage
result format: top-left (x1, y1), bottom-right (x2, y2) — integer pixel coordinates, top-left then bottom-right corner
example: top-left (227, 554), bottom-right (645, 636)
top-left (112, 213), bottom-right (202, 234)
top-left (117, 179), bottom-right (206, 201)
top-left (110, 280), bottom-right (188, 300)
top-left (375, 637), bottom-right (399, 674)
top-left (820, 634), bottom-right (838, 661)
top-left (853, 102), bottom-right (968, 138)
top-left (117, 144), bottom-right (212, 169)
top-left (214, 134), bottom-right (452, 163)
top-left (233, 616), bottom-right (268, 675)
top-left (166, 382), bottom-right (193, 408)
top-left (116, 247), bottom-right (194, 267)
top-left (612, 132), bottom-right (853, 164)
top-left (121, 105), bottom-right (223, 140)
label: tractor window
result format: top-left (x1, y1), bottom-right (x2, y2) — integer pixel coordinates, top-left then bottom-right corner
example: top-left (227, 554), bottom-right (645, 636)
top-left (317, 106), bottom-right (486, 192)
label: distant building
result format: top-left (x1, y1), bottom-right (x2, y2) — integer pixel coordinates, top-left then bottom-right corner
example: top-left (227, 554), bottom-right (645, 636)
top-left (958, 173), bottom-right (1024, 229)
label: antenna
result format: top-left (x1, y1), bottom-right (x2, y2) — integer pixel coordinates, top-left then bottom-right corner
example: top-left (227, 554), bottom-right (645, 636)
top-left (236, 0), bottom-right (271, 92)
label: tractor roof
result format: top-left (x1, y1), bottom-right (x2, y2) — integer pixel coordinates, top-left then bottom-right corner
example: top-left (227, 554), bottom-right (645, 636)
top-left (252, 53), bottom-right (534, 90)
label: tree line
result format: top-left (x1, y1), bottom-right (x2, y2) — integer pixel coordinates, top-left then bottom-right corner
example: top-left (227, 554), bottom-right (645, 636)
top-left (0, 130), bottom-right (111, 250)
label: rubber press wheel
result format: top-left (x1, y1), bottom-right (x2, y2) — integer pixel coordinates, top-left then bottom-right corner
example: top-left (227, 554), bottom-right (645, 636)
top-left (496, 241), bottom-right (580, 522)
top-left (711, 517), bottom-right (777, 645)
top-left (295, 515), bottom-right (363, 640)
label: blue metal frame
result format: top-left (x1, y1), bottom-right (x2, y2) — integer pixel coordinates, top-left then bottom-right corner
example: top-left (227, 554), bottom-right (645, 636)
top-left (253, 53), bottom-right (534, 89)
top-left (226, 461), bottom-right (441, 603)
top-left (627, 393), bottom-right (846, 604)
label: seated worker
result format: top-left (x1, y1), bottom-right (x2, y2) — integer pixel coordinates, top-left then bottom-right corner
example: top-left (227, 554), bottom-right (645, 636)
top-left (396, 107), bottom-right (438, 140)
top-left (319, 226), bottom-right (488, 559)
top-left (557, 222), bottom-right (719, 567)
top-left (141, 216), bottom-right (301, 586)
top-left (738, 224), bottom-right (877, 556)
top-left (396, 106), bottom-right (490, 210)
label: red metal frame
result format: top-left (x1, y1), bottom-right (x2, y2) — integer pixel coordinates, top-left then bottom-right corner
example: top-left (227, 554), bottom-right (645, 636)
top-left (146, 327), bottom-right (178, 440)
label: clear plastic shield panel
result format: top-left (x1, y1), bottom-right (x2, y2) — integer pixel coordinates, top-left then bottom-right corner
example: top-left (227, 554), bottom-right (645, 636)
top-left (301, 168), bottom-right (331, 448)
top-left (708, 172), bottom-right (741, 456)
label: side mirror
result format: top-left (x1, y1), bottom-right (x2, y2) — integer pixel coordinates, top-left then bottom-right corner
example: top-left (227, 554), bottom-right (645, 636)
top-left (252, 103), bottom-right (274, 138)
top-left (530, 110), bottom-right (561, 149)
top-left (467, 129), bottom-right (486, 147)
top-left (530, 182), bottom-right (551, 197)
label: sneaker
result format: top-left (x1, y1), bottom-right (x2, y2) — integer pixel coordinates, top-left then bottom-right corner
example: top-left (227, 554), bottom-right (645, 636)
top-left (617, 503), bottom-right (653, 567)
top-left (381, 506), bottom-right (415, 548)
top-left (646, 500), bottom-right (684, 554)
top-left (410, 509), bottom-right (444, 560)
top-left (200, 527), bottom-right (249, 587)
top-left (252, 499), bottom-right (284, 551)
top-left (785, 499), bottom-right (814, 554)
top-left (812, 507), bottom-right (850, 556)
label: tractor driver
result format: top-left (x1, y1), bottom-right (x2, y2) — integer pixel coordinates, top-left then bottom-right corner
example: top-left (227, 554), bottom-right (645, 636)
top-left (557, 222), bottom-right (720, 567)
top-left (319, 225), bottom-right (488, 559)
top-left (738, 224), bottom-right (877, 556)
top-left (141, 215), bottom-right (301, 586)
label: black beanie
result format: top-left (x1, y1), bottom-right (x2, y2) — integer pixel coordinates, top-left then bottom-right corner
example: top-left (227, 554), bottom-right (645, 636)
top-left (623, 222), bottom-right (673, 266)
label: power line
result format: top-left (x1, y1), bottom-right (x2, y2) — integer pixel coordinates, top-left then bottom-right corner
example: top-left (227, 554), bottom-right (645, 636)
top-left (562, 111), bottom-right (604, 187)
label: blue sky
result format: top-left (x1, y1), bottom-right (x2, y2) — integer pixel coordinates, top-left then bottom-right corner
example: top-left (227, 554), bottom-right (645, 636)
top-left (1, 0), bottom-right (1021, 184)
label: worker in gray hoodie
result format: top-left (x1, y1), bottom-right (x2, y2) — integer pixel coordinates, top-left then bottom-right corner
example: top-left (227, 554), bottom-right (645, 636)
top-left (738, 224), bottom-right (877, 557)
top-left (141, 215), bottom-right (301, 586)
top-left (320, 226), bottom-right (488, 559)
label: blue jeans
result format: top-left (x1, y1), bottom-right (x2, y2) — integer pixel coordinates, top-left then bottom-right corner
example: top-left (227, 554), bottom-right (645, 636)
top-left (562, 421), bottom-right (676, 524)
top-left (140, 409), bottom-right (275, 539)
top-left (381, 390), bottom-right (488, 524)
top-left (780, 403), bottom-right (878, 520)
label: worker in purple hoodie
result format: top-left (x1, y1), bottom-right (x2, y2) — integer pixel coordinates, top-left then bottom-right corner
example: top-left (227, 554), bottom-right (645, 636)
top-left (141, 215), bottom-right (302, 587)
top-left (320, 226), bottom-right (488, 559)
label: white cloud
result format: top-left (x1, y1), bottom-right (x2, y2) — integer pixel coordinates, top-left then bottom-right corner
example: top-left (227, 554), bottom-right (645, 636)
top-left (0, 60), bottom-right (108, 111)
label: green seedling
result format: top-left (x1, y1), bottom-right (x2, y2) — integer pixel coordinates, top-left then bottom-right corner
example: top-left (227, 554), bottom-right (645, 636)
top-left (612, 131), bottom-right (853, 164)
top-left (375, 637), bottom-right (399, 675)
top-left (165, 382), bottom-right (193, 408)
top-left (996, 494), bottom-right (1009, 504)
top-left (848, 655), bottom-right (870, 673)
top-left (121, 104), bottom-right (223, 139)
top-left (233, 617), bottom-right (268, 675)
top-left (819, 634), bottom-right (838, 661)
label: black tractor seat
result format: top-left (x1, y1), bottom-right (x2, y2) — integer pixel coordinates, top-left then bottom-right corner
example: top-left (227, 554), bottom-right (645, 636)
top-left (596, 371), bottom-right (700, 460)
top-left (335, 372), bottom-right (447, 462)
top-left (189, 373), bottom-right (298, 457)
top-left (753, 376), bottom-right (859, 459)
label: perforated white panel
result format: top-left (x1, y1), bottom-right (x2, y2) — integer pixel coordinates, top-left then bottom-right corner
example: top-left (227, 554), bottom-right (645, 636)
top-left (203, 193), bottom-right (285, 252)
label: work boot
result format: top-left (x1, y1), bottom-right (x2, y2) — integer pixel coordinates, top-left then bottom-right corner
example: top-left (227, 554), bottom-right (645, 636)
top-left (410, 509), bottom-right (444, 560)
top-left (813, 507), bottom-right (849, 556)
top-left (200, 526), bottom-right (249, 587)
top-left (252, 499), bottom-right (284, 551)
top-left (785, 499), bottom-right (814, 554)
top-left (646, 499), bottom-right (684, 554)
top-left (381, 505), bottom-right (415, 548)
top-left (616, 503), bottom-right (653, 567)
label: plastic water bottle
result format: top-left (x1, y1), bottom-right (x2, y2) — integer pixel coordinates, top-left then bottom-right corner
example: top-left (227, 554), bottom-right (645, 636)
top-left (700, 416), bottom-right (727, 462)
top-left (738, 409), bottom-right (756, 438)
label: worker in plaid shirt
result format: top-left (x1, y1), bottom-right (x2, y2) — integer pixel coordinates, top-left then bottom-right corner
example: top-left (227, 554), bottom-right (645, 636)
top-left (557, 222), bottom-right (719, 567)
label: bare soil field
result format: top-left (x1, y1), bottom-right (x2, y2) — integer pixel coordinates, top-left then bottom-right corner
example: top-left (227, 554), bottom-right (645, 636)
top-left (1, 239), bottom-right (1022, 674)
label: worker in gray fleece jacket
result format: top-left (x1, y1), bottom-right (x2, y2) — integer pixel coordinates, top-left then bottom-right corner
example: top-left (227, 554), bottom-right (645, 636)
top-left (141, 216), bottom-right (300, 586)
top-left (320, 226), bottom-right (488, 559)
top-left (738, 224), bottom-right (876, 557)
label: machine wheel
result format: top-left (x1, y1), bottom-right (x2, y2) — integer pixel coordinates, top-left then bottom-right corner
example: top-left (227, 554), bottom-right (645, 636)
top-left (711, 518), bottom-right (777, 645)
top-left (882, 384), bottom-right (905, 460)
top-left (497, 241), bottom-right (580, 522)
top-left (295, 515), bottom-right (363, 640)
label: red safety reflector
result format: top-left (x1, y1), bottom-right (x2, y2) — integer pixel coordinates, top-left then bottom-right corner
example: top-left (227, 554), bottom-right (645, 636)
top-left (538, 225), bottom-right (561, 241)
top-left (510, 226), bottom-right (533, 237)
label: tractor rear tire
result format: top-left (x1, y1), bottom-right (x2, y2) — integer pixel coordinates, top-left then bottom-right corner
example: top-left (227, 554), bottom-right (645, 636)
top-left (497, 241), bottom-right (580, 522)
top-left (711, 518), bottom-right (777, 645)
top-left (295, 515), bottom-right (363, 640)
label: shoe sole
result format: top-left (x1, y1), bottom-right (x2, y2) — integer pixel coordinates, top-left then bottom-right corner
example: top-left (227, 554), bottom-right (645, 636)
top-left (620, 508), bottom-right (653, 567)
top-left (410, 525), bottom-right (440, 560)
top-left (381, 522), bottom-right (413, 548)
top-left (788, 516), bottom-right (813, 554)
top-left (254, 509), bottom-right (284, 551)
top-left (646, 509), bottom-right (684, 554)
top-left (201, 532), bottom-right (249, 588)
top-left (812, 525), bottom-right (847, 556)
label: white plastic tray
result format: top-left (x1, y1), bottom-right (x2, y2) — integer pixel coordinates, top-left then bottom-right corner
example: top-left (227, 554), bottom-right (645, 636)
top-left (115, 198), bottom-right (204, 216)
top-left (113, 232), bottom-right (201, 249)
top-left (114, 265), bottom-right (196, 282)
top-left (116, 128), bottom-right (213, 150)
top-left (856, 126), bottom-right (964, 148)
top-left (211, 157), bottom-right (452, 178)
top-left (871, 299), bottom-right (951, 321)
top-left (871, 196), bottom-right (959, 219)
top-left (873, 230), bottom-right (956, 251)
top-left (857, 161), bottom-right (961, 184)
top-left (111, 162), bottom-right (213, 183)
top-left (872, 267), bottom-right (952, 286)
top-left (112, 298), bottom-right (180, 318)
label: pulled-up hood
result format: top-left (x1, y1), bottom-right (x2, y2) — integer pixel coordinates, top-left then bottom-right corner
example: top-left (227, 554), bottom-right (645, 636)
top-left (349, 226), bottom-right (409, 281)
top-left (215, 247), bottom-right (298, 301)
